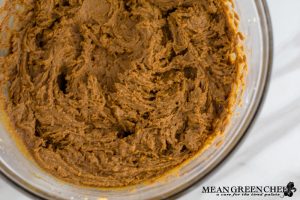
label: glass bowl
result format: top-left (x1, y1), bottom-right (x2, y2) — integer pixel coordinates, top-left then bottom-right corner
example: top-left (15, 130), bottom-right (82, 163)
top-left (0, 0), bottom-right (272, 199)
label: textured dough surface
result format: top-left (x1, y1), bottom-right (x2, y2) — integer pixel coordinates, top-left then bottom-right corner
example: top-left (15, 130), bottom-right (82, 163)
top-left (0, 0), bottom-right (241, 187)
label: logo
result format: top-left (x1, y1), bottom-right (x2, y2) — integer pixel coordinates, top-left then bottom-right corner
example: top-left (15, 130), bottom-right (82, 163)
top-left (284, 182), bottom-right (297, 197)
top-left (201, 182), bottom-right (297, 198)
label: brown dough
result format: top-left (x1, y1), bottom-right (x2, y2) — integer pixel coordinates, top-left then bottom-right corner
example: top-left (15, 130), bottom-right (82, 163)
top-left (0, 0), bottom-right (240, 187)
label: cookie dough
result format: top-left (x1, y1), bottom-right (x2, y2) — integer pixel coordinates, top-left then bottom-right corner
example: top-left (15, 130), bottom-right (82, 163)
top-left (0, 0), bottom-right (241, 187)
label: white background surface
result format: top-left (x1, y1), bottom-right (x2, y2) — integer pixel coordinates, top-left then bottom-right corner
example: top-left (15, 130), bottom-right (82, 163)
top-left (1, 0), bottom-right (300, 199)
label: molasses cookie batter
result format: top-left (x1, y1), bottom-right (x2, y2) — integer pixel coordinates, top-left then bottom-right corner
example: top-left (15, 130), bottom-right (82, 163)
top-left (0, 0), bottom-right (241, 187)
